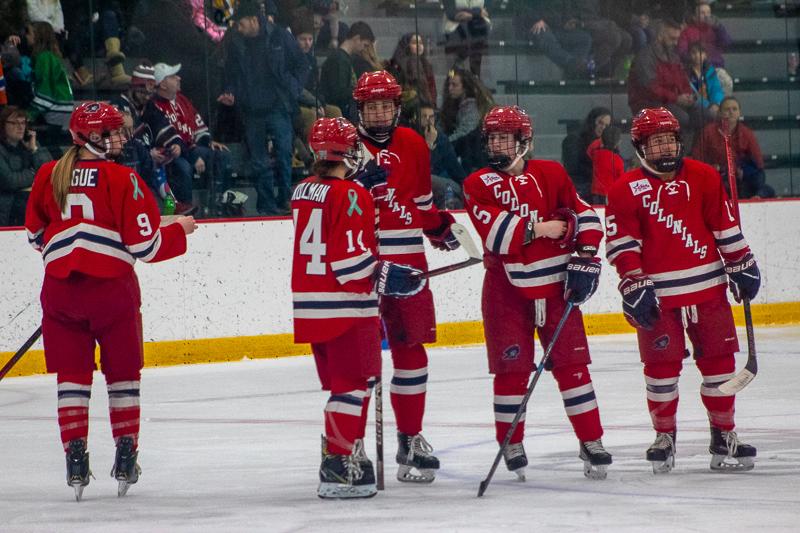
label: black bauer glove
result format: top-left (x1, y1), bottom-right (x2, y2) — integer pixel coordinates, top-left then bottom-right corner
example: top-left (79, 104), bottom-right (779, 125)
top-left (353, 161), bottom-right (388, 194)
top-left (423, 211), bottom-right (460, 251)
top-left (564, 256), bottom-right (601, 305)
top-left (619, 276), bottom-right (661, 330)
top-left (375, 260), bottom-right (426, 298)
top-left (725, 252), bottom-right (760, 302)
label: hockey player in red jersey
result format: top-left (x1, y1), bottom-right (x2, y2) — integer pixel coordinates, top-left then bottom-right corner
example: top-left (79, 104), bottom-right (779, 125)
top-left (463, 105), bottom-right (612, 480)
top-left (292, 117), bottom-right (426, 499)
top-left (352, 71), bottom-right (460, 483)
top-left (24, 102), bottom-right (197, 500)
top-left (605, 107), bottom-right (760, 474)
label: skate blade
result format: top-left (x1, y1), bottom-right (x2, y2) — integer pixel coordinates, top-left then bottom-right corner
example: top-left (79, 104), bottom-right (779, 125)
top-left (317, 481), bottom-right (377, 499)
top-left (72, 484), bottom-right (85, 502)
top-left (710, 454), bottom-right (755, 472)
top-left (650, 454), bottom-right (675, 474)
top-left (512, 467), bottom-right (526, 482)
top-left (583, 462), bottom-right (608, 480)
top-left (396, 464), bottom-right (436, 483)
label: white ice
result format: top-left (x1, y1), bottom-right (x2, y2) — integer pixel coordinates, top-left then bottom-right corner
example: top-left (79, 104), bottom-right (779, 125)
top-left (1, 326), bottom-right (799, 532)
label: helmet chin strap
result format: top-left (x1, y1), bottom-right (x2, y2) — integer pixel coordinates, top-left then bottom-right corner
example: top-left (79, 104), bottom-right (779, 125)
top-left (357, 107), bottom-right (400, 145)
top-left (500, 140), bottom-right (531, 173)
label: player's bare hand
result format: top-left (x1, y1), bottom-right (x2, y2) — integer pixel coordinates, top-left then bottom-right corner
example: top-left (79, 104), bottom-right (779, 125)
top-left (535, 220), bottom-right (567, 239)
top-left (169, 144), bottom-right (181, 158)
top-left (531, 20), bottom-right (548, 34)
top-left (194, 157), bottom-right (206, 174)
top-left (5, 35), bottom-right (20, 47)
top-left (217, 93), bottom-right (235, 106)
top-left (210, 140), bottom-right (229, 151)
top-left (455, 11), bottom-right (473, 22)
top-left (177, 216), bottom-right (198, 235)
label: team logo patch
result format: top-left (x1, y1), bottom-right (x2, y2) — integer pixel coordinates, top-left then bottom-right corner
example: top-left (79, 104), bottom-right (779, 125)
top-left (480, 172), bottom-right (502, 186)
top-left (502, 344), bottom-right (521, 360)
top-left (653, 335), bottom-right (670, 351)
top-left (629, 179), bottom-right (653, 196)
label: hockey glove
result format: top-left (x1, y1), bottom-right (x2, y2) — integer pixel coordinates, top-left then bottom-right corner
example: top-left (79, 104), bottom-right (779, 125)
top-left (550, 207), bottom-right (578, 252)
top-left (619, 276), bottom-right (661, 330)
top-left (353, 161), bottom-right (389, 199)
top-left (424, 211), bottom-right (460, 251)
top-left (725, 252), bottom-right (760, 302)
top-left (375, 260), bottom-right (426, 298)
top-left (564, 256), bottom-right (601, 305)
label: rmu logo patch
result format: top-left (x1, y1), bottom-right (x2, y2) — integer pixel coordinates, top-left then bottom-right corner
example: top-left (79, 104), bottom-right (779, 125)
top-left (502, 344), bottom-right (521, 360)
top-left (653, 335), bottom-right (670, 351)
top-left (629, 179), bottom-right (653, 196)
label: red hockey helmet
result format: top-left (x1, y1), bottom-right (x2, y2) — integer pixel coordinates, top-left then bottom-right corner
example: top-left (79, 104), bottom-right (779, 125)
top-left (482, 106), bottom-right (533, 171)
top-left (69, 101), bottom-right (125, 157)
top-left (353, 70), bottom-right (402, 142)
top-left (308, 117), bottom-right (364, 176)
top-left (630, 107), bottom-right (683, 174)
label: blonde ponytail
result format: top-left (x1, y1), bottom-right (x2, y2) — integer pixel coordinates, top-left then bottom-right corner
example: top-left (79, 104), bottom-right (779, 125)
top-left (51, 146), bottom-right (79, 212)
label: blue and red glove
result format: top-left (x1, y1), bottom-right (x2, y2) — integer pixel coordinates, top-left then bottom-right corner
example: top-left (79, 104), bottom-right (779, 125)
top-left (353, 161), bottom-right (389, 200)
top-left (424, 211), bottom-right (460, 251)
top-left (619, 276), bottom-right (661, 330)
top-left (564, 256), bottom-right (601, 305)
top-left (725, 252), bottom-right (760, 302)
top-left (375, 260), bottom-right (426, 298)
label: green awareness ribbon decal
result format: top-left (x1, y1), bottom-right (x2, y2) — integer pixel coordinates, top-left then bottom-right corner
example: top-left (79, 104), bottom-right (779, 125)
top-left (347, 189), bottom-right (362, 216)
top-left (130, 174), bottom-right (144, 200)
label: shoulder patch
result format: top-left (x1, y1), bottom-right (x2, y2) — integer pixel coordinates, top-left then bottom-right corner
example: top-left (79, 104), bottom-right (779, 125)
top-left (480, 172), bottom-right (503, 186)
top-left (629, 178), bottom-right (653, 196)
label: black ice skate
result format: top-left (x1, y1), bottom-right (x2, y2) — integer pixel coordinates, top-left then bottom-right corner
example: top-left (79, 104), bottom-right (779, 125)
top-left (110, 437), bottom-right (141, 497)
top-left (318, 439), bottom-right (377, 499)
top-left (709, 427), bottom-right (756, 472)
top-left (502, 442), bottom-right (528, 481)
top-left (396, 432), bottom-right (439, 483)
top-left (646, 431), bottom-right (676, 474)
top-left (65, 439), bottom-right (93, 502)
top-left (579, 439), bottom-right (612, 480)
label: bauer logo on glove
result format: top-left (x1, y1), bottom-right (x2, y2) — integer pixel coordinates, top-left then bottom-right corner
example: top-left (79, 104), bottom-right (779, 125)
top-left (375, 260), bottom-right (426, 298)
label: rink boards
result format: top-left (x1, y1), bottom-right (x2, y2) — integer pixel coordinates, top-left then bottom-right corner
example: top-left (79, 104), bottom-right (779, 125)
top-left (2, 201), bottom-right (798, 377)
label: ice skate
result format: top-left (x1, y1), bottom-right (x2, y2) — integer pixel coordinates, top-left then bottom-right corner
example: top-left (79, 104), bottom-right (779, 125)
top-left (110, 437), bottom-right (141, 497)
top-left (502, 442), bottom-right (528, 481)
top-left (579, 438), bottom-right (612, 480)
top-left (709, 427), bottom-right (756, 472)
top-left (65, 439), bottom-right (93, 502)
top-left (396, 432), bottom-right (439, 483)
top-left (646, 431), bottom-right (676, 474)
top-left (318, 439), bottom-right (377, 499)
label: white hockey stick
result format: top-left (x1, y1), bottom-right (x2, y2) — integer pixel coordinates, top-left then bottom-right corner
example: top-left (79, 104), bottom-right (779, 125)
top-left (418, 223), bottom-right (483, 279)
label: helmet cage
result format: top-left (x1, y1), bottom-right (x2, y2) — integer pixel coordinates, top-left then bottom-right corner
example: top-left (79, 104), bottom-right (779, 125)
top-left (634, 132), bottom-right (684, 175)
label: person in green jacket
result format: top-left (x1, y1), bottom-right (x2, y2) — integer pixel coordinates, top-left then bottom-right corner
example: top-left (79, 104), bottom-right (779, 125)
top-left (26, 21), bottom-right (74, 131)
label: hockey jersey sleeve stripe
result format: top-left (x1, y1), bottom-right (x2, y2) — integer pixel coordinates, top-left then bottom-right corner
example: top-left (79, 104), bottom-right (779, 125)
top-left (606, 236), bottom-right (641, 262)
top-left (486, 211), bottom-right (520, 255)
top-left (128, 232), bottom-right (162, 262)
top-left (413, 193), bottom-right (434, 211)
top-left (331, 253), bottom-right (377, 284)
top-left (26, 228), bottom-right (44, 250)
top-left (577, 214), bottom-right (603, 233)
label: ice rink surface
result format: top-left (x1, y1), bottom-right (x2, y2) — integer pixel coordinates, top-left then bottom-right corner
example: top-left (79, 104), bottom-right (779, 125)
top-left (1, 326), bottom-right (799, 532)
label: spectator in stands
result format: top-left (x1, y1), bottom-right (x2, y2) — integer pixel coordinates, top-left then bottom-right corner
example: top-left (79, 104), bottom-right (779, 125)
top-left (691, 96), bottom-right (775, 199)
top-left (412, 101), bottom-right (466, 209)
top-left (512, 0), bottom-right (593, 78)
top-left (573, 1), bottom-right (632, 78)
top-left (387, 33), bottom-right (437, 119)
top-left (0, 106), bottom-right (53, 226)
top-left (292, 8), bottom-right (341, 140)
top-left (686, 42), bottom-right (723, 120)
top-left (144, 63), bottom-right (232, 216)
top-left (320, 21), bottom-right (375, 122)
top-left (440, 67), bottom-right (494, 173)
top-left (310, 0), bottom-right (349, 50)
top-left (678, 1), bottom-right (731, 70)
top-left (442, 0), bottom-right (491, 77)
top-left (109, 63), bottom-right (157, 127)
top-left (627, 19), bottom-right (698, 144)
top-left (353, 40), bottom-right (384, 79)
top-left (587, 124), bottom-right (624, 205)
top-left (221, 0), bottom-right (307, 215)
top-left (622, 1), bottom-right (655, 53)
top-left (562, 106), bottom-right (611, 200)
top-left (26, 21), bottom-right (74, 132)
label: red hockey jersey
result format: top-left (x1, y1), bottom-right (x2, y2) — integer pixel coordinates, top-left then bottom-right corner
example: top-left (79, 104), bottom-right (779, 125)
top-left (291, 175), bottom-right (380, 343)
top-left (605, 158), bottom-right (750, 309)
top-left (25, 159), bottom-right (187, 279)
top-left (361, 126), bottom-right (445, 270)
top-left (463, 159), bottom-right (603, 299)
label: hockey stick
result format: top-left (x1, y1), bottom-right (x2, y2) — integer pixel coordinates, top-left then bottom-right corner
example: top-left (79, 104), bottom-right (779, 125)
top-left (418, 223), bottom-right (483, 279)
top-left (478, 302), bottom-right (575, 497)
top-left (0, 325), bottom-right (43, 382)
top-left (375, 376), bottom-right (384, 490)
top-left (717, 126), bottom-right (757, 396)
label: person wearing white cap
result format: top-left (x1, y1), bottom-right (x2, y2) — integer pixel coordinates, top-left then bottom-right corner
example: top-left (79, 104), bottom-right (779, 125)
top-left (142, 62), bottom-right (232, 216)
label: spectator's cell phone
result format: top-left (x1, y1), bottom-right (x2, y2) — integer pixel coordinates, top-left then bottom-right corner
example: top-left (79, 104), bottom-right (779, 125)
top-left (23, 131), bottom-right (32, 142)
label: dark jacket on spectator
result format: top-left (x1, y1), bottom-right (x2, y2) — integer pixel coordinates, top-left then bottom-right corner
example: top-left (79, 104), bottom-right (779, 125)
top-left (0, 140), bottom-right (51, 225)
top-left (430, 127), bottom-right (467, 183)
top-left (627, 39), bottom-right (691, 113)
top-left (320, 47), bottom-right (357, 120)
top-left (298, 49), bottom-right (325, 108)
top-left (224, 15), bottom-right (307, 115)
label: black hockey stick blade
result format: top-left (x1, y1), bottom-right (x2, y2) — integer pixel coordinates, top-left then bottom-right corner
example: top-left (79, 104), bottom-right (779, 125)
top-left (718, 299), bottom-right (757, 395)
top-left (478, 303), bottom-right (574, 497)
top-left (418, 223), bottom-right (483, 279)
top-left (418, 257), bottom-right (482, 279)
top-left (0, 325), bottom-right (43, 382)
